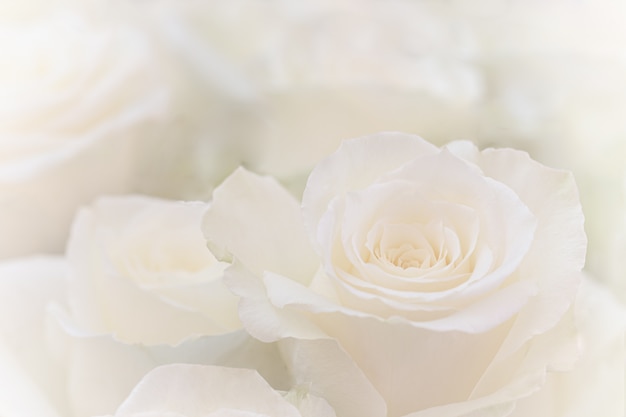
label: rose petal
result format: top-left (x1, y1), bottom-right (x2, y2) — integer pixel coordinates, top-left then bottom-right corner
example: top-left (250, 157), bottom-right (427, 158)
top-left (55, 323), bottom-right (289, 417)
top-left (280, 338), bottom-right (387, 417)
top-left (203, 167), bottom-right (318, 285)
top-left (224, 262), bottom-right (327, 342)
top-left (111, 364), bottom-right (302, 417)
top-left (285, 312), bottom-right (510, 417)
top-left (476, 148), bottom-right (585, 357)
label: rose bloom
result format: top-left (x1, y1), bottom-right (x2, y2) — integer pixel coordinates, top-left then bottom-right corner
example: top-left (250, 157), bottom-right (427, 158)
top-left (204, 133), bottom-right (603, 417)
top-left (0, 9), bottom-right (170, 260)
top-left (100, 364), bottom-right (336, 417)
top-left (0, 196), bottom-right (288, 417)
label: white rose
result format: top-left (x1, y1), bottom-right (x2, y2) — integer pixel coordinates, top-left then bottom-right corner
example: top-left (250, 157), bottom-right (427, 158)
top-left (43, 195), bottom-right (287, 417)
top-left (208, 133), bottom-right (587, 417)
top-left (102, 364), bottom-right (336, 417)
top-left (0, 10), bottom-right (169, 259)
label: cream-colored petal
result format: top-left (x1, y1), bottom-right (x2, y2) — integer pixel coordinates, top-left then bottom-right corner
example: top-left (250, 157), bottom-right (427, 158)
top-left (225, 263), bottom-right (327, 342)
top-left (282, 312), bottom-right (510, 417)
top-left (203, 167), bottom-right (319, 285)
top-left (112, 364), bottom-right (301, 417)
top-left (280, 338), bottom-right (387, 417)
top-left (476, 148), bottom-right (585, 357)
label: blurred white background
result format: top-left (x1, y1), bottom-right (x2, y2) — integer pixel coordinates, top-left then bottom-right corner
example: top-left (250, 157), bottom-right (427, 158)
top-left (1, 0), bottom-right (625, 301)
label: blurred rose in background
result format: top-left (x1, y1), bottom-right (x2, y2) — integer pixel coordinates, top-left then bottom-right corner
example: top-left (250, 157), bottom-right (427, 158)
top-left (1, 0), bottom-right (626, 296)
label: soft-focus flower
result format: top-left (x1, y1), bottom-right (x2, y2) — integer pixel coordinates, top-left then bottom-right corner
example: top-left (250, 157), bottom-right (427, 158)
top-left (0, 196), bottom-right (288, 417)
top-left (0, 10), bottom-right (168, 259)
top-left (101, 364), bottom-right (336, 417)
top-left (56, 195), bottom-right (289, 417)
top-left (144, 0), bottom-right (484, 193)
top-left (209, 133), bottom-right (587, 417)
top-left (64, 195), bottom-right (238, 344)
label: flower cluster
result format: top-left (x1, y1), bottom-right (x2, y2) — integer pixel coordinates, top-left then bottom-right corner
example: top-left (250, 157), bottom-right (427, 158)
top-left (0, 1), bottom-right (625, 417)
top-left (2, 133), bottom-right (624, 417)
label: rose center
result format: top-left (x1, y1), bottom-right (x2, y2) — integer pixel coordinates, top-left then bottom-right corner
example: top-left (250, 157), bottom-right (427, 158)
top-left (384, 243), bottom-right (430, 269)
top-left (368, 220), bottom-right (460, 272)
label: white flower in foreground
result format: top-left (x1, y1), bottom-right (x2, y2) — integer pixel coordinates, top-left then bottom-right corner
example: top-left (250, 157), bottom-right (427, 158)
top-left (206, 133), bottom-right (588, 417)
top-left (0, 10), bottom-right (168, 259)
top-left (102, 364), bottom-right (336, 417)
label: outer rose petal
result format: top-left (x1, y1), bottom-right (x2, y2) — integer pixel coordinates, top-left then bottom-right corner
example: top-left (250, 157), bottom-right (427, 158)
top-left (225, 264), bottom-right (329, 342)
top-left (279, 338), bottom-right (387, 417)
top-left (52, 306), bottom-right (289, 417)
top-left (203, 167), bottom-right (319, 285)
top-left (104, 364), bottom-right (335, 417)
top-left (286, 303), bottom-right (510, 416)
top-left (466, 146), bottom-right (585, 381)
